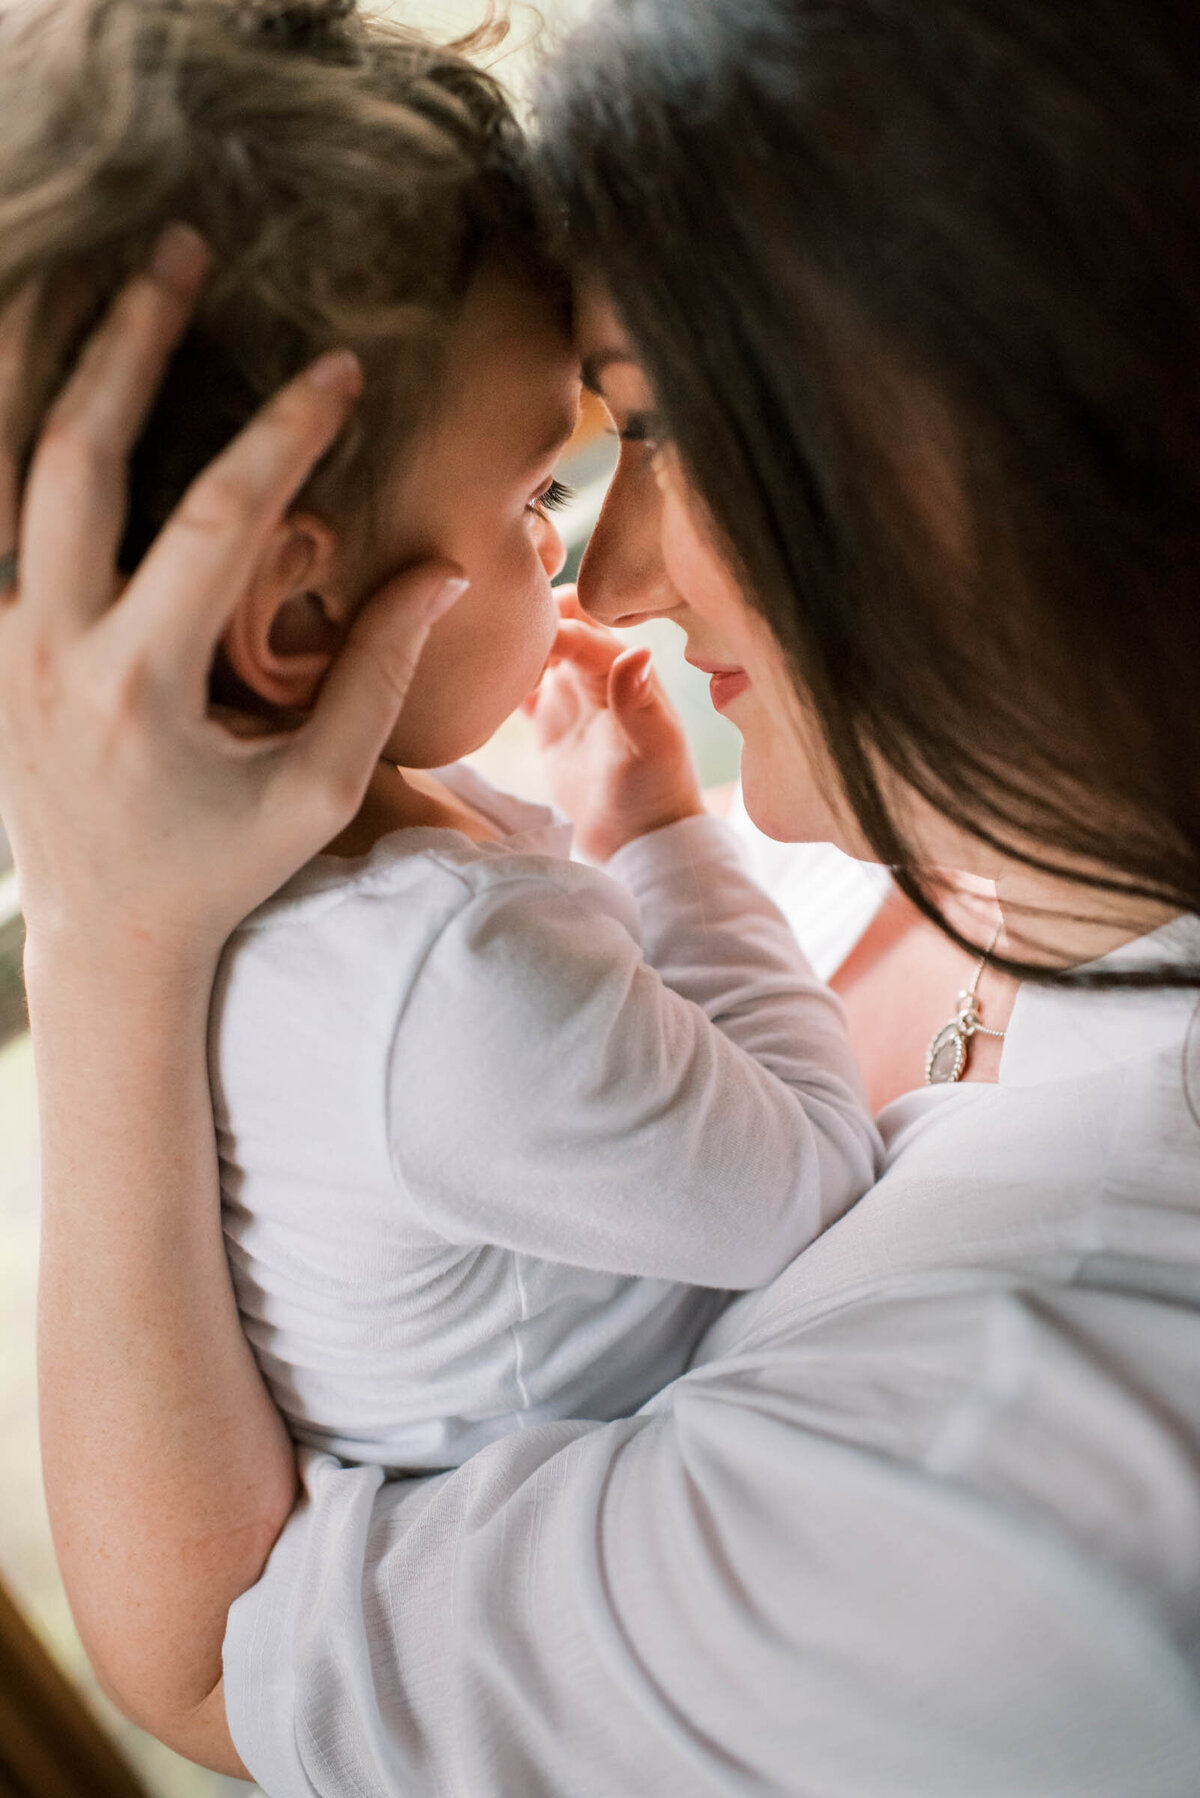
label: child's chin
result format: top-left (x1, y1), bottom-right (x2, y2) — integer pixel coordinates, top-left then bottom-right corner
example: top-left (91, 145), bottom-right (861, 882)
top-left (384, 718), bottom-right (508, 771)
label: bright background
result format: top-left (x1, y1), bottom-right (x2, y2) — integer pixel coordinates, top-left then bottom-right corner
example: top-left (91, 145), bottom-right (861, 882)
top-left (0, 3), bottom-right (739, 1794)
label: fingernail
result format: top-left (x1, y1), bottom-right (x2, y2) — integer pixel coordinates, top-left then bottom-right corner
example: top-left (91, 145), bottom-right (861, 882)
top-left (306, 349), bottom-right (363, 395)
top-left (150, 222), bottom-right (210, 290)
top-left (426, 575), bottom-right (470, 621)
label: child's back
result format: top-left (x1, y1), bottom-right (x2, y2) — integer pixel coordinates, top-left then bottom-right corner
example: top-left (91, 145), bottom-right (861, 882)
top-left (214, 765), bottom-right (878, 1468)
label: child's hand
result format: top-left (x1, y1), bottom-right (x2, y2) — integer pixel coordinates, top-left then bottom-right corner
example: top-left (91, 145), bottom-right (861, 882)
top-left (525, 588), bottom-right (703, 861)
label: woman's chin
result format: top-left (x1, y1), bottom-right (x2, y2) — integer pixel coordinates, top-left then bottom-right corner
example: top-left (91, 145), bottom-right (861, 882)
top-left (740, 759), bottom-right (859, 851)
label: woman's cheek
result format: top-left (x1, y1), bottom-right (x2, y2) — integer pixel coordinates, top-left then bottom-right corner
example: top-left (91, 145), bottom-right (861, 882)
top-left (660, 482), bottom-right (868, 850)
top-left (658, 481), bottom-right (745, 630)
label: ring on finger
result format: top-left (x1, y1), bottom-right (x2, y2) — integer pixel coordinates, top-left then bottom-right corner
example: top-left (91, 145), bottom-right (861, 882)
top-left (0, 551), bottom-right (17, 594)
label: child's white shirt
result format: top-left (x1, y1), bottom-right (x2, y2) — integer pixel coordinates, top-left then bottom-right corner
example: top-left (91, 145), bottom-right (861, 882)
top-left (212, 766), bottom-right (879, 1470)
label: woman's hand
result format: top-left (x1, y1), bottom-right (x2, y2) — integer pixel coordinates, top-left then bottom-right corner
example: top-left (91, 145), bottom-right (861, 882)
top-left (0, 224), bottom-right (467, 987)
top-left (526, 587), bottom-right (703, 860)
top-left (2, 228), bottom-right (464, 1777)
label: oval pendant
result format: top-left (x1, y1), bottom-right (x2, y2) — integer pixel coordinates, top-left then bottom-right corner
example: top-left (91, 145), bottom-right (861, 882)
top-left (926, 1021), bottom-right (968, 1085)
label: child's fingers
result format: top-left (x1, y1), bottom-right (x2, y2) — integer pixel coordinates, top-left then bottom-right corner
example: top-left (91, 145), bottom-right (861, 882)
top-left (20, 226), bottom-right (211, 628)
top-left (608, 646), bottom-right (686, 759)
top-left (553, 584), bottom-right (628, 649)
top-left (521, 658), bottom-right (567, 715)
top-left (521, 659), bottom-right (577, 737)
top-left (103, 349), bottom-right (364, 693)
top-left (552, 584), bottom-right (589, 623)
top-left (543, 618), bottom-right (620, 679)
top-left (611, 650), bottom-right (658, 747)
top-left (608, 645), bottom-right (656, 707)
top-left (281, 561), bottom-right (468, 822)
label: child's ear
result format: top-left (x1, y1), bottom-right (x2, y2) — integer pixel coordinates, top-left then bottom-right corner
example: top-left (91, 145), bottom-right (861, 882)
top-left (222, 514), bottom-right (347, 711)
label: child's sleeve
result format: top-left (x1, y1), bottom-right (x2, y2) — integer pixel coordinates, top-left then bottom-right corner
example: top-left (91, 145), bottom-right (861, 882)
top-left (386, 821), bottom-right (879, 1290)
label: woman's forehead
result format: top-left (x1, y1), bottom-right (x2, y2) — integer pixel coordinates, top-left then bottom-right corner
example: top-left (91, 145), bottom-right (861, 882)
top-left (572, 282), bottom-right (632, 374)
top-left (572, 289), bottom-right (657, 417)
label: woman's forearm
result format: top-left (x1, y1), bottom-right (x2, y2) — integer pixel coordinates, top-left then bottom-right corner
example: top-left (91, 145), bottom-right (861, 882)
top-left (0, 240), bottom-right (467, 1777)
top-left (30, 937), bottom-right (293, 1774)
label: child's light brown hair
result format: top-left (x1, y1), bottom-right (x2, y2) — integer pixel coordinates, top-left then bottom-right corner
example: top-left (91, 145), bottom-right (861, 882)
top-left (0, 0), bottom-right (561, 574)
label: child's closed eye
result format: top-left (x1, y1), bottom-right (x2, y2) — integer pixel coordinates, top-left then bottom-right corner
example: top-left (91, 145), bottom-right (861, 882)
top-left (530, 478), bottom-right (576, 518)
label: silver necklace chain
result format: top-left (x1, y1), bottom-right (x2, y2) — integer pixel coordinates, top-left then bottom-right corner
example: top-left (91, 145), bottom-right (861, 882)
top-left (925, 923), bottom-right (1006, 1085)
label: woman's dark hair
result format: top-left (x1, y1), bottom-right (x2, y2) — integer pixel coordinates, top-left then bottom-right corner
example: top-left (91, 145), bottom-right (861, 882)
top-left (536, 0), bottom-right (1200, 986)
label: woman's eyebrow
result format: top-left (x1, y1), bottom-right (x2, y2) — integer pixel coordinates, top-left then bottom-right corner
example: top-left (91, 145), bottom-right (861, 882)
top-left (580, 349), bottom-right (635, 393)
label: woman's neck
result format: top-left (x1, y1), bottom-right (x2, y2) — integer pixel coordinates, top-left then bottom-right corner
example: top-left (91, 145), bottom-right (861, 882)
top-left (831, 867), bottom-right (1185, 1113)
top-left (988, 867), bottom-right (1182, 972)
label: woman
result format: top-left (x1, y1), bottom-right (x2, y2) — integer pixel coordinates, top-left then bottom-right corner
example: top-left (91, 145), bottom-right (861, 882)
top-left (4, 0), bottom-right (1200, 1791)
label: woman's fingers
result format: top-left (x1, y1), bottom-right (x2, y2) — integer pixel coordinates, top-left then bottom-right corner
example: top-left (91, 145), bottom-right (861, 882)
top-left (105, 348), bottom-right (365, 693)
top-left (283, 561), bottom-right (469, 820)
top-left (20, 226), bottom-right (210, 626)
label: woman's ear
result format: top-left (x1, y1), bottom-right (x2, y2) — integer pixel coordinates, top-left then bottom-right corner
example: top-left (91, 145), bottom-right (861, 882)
top-left (222, 514), bottom-right (347, 711)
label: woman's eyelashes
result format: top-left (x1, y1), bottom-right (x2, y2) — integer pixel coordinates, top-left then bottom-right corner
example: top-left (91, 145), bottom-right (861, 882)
top-left (623, 411), bottom-right (662, 447)
top-left (532, 478), bottom-right (576, 517)
top-left (604, 411), bottom-right (663, 453)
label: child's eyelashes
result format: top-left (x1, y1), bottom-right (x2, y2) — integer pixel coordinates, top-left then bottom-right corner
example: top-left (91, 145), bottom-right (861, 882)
top-left (532, 478), bottom-right (576, 517)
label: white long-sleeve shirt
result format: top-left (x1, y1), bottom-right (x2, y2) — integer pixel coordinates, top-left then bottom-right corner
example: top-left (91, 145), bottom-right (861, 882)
top-left (224, 906), bottom-right (1200, 1797)
top-left (211, 768), bottom-right (879, 1470)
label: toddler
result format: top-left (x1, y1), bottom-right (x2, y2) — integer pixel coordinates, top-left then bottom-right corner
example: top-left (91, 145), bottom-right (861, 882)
top-left (2, 0), bottom-right (880, 1471)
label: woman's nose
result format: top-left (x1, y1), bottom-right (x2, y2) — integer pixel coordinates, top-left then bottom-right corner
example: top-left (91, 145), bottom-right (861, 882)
top-left (577, 448), bottom-right (680, 628)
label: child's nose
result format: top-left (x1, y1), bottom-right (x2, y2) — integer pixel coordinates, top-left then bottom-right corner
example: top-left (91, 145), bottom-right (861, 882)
top-left (536, 512), bottom-right (568, 581)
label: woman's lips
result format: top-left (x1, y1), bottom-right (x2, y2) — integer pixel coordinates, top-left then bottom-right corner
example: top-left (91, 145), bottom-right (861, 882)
top-left (686, 654), bottom-right (751, 712)
top-left (707, 669), bottom-right (751, 711)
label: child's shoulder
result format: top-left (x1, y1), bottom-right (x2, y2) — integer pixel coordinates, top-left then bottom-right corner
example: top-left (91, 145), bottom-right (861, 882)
top-left (223, 764), bottom-right (644, 963)
top-left (211, 776), bottom-right (645, 1061)
top-left (232, 766), bottom-right (571, 930)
